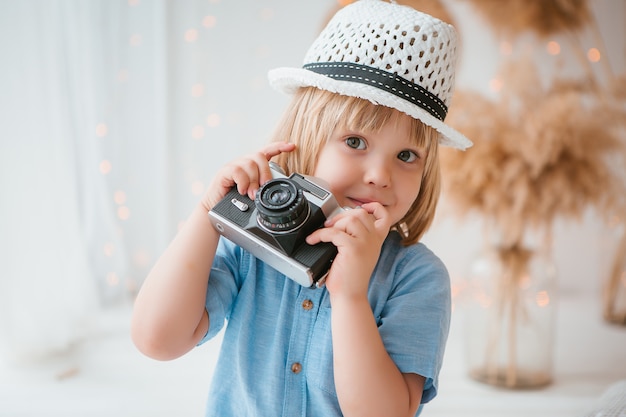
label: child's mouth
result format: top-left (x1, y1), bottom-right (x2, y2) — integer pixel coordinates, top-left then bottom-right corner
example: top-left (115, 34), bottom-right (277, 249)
top-left (347, 197), bottom-right (378, 208)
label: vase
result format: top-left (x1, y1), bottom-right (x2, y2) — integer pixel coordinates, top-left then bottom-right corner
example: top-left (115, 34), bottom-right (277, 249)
top-left (464, 243), bottom-right (557, 388)
top-left (603, 226), bottom-right (626, 325)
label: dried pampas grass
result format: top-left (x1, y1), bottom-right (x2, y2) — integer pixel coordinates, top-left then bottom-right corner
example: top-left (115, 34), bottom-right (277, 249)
top-left (442, 58), bottom-right (626, 249)
top-left (444, 57), bottom-right (626, 385)
top-left (463, 0), bottom-right (591, 39)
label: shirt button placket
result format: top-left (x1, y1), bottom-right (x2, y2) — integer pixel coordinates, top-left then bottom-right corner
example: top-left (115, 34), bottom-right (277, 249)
top-left (292, 300), bottom-right (312, 376)
top-left (283, 289), bottom-right (324, 417)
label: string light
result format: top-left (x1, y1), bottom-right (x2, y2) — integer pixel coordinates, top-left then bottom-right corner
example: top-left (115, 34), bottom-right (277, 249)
top-left (450, 281), bottom-right (466, 314)
top-left (546, 41), bottom-right (560, 55)
top-left (114, 190), bottom-right (127, 205)
top-left (103, 243), bottom-right (115, 257)
top-left (206, 113), bottom-right (220, 127)
top-left (202, 15), bottom-right (217, 28)
top-left (536, 290), bottom-right (550, 307)
top-left (192, 125), bottom-right (205, 139)
top-left (489, 78), bottom-right (503, 92)
top-left (184, 29), bottom-right (198, 42)
top-left (191, 83), bottom-right (204, 97)
top-left (117, 206), bottom-right (130, 220)
top-left (99, 160), bottom-right (112, 175)
top-left (587, 47), bottom-right (601, 62)
top-left (95, 123), bottom-right (108, 137)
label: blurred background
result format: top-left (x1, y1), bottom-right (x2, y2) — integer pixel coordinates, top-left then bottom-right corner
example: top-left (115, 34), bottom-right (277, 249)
top-left (0, 0), bottom-right (624, 416)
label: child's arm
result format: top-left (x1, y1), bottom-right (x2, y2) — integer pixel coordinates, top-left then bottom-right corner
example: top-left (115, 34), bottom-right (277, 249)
top-left (131, 142), bottom-right (295, 361)
top-left (307, 202), bottom-right (423, 417)
top-left (330, 293), bottom-right (424, 417)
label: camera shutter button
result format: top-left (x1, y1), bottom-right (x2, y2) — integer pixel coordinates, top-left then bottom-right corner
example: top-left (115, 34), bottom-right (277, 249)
top-left (230, 198), bottom-right (249, 212)
top-left (301, 299), bottom-right (314, 311)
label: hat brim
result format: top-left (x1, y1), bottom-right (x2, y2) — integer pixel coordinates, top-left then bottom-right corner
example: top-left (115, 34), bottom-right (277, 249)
top-left (268, 67), bottom-right (472, 150)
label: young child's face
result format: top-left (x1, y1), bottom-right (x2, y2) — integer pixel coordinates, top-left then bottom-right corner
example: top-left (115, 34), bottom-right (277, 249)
top-left (313, 112), bottom-right (425, 226)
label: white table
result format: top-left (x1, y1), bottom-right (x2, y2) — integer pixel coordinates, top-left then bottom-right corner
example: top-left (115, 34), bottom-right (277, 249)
top-left (0, 294), bottom-right (624, 417)
top-left (425, 294), bottom-right (626, 416)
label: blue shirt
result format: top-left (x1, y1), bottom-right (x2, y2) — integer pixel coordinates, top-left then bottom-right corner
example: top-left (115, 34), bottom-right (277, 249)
top-left (199, 231), bottom-right (451, 417)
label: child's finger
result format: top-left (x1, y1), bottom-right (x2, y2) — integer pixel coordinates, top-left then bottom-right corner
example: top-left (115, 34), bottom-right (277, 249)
top-left (262, 141), bottom-right (296, 160)
top-left (305, 225), bottom-right (345, 247)
top-left (256, 142), bottom-right (296, 186)
top-left (359, 202), bottom-right (393, 231)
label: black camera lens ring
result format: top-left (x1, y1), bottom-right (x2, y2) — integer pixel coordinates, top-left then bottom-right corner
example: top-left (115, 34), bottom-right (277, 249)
top-left (259, 180), bottom-right (297, 209)
top-left (255, 179), bottom-right (310, 233)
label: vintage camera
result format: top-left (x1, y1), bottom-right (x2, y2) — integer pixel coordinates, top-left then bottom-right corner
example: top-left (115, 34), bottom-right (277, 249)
top-left (208, 163), bottom-right (344, 287)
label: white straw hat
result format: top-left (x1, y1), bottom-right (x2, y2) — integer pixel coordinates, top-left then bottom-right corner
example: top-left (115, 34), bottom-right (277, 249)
top-left (268, 0), bottom-right (472, 150)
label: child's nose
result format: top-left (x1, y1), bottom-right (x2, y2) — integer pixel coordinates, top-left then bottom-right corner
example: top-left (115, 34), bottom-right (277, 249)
top-left (364, 161), bottom-right (391, 188)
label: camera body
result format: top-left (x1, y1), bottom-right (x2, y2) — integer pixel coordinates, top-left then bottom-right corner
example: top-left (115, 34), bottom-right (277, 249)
top-left (208, 163), bottom-right (343, 287)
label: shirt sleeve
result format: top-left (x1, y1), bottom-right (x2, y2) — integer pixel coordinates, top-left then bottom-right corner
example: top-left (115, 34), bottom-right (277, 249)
top-left (376, 244), bottom-right (451, 404)
top-left (198, 238), bottom-right (243, 344)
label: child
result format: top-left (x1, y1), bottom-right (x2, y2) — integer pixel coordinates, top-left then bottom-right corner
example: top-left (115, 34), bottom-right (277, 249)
top-left (131, 1), bottom-right (471, 416)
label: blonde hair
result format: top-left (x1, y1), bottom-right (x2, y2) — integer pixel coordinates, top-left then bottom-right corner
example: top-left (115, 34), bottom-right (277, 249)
top-left (270, 87), bottom-right (441, 245)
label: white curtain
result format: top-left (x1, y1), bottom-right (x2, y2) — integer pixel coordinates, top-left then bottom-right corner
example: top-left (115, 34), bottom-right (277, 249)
top-left (0, 0), bottom-right (332, 363)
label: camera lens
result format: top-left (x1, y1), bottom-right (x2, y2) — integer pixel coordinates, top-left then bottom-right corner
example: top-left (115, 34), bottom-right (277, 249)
top-left (268, 188), bottom-right (290, 205)
top-left (255, 179), bottom-right (309, 232)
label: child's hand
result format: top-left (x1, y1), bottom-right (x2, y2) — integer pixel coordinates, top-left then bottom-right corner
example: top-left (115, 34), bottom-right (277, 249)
top-left (306, 203), bottom-right (392, 298)
top-left (202, 142), bottom-right (296, 211)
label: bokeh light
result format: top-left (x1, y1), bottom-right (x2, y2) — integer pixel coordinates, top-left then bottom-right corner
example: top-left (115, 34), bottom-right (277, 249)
top-left (546, 41), bottom-right (560, 55)
top-left (206, 113), bottom-right (221, 127)
top-left (103, 243), bottom-right (115, 257)
top-left (192, 125), bottom-right (205, 139)
top-left (114, 190), bottom-right (127, 205)
top-left (99, 160), bottom-right (112, 175)
top-left (191, 83), bottom-right (204, 97)
top-left (117, 206), bottom-right (131, 220)
top-left (202, 15), bottom-right (217, 28)
top-left (184, 29), bottom-right (198, 42)
top-left (95, 123), bottom-right (108, 137)
top-left (489, 78), bottom-right (503, 92)
top-left (587, 48), bottom-right (601, 62)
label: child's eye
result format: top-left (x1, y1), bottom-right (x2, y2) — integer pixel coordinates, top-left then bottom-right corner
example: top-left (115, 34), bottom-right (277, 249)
top-left (345, 136), bottom-right (366, 150)
top-left (398, 150), bottom-right (418, 163)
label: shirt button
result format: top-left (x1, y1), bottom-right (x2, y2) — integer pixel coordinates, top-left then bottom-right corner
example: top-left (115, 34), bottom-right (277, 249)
top-left (291, 362), bottom-right (302, 374)
top-left (302, 299), bottom-right (313, 310)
